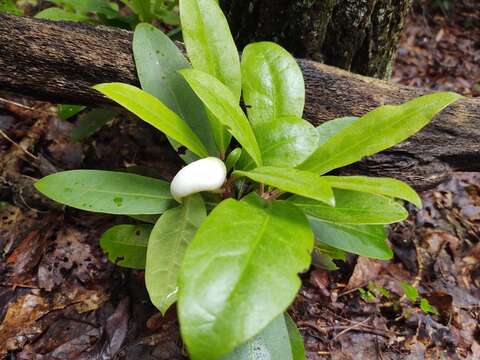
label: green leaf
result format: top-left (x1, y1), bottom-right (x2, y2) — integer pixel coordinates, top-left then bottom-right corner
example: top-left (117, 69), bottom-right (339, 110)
top-left (241, 42), bottom-right (305, 126)
top-left (180, 0), bottom-right (241, 154)
top-left (153, 1), bottom-right (180, 25)
top-left (58, 104), bottom-right (86, 120)
top-left (71, 107), bottom-right (119, 141)
top-left (400, 281), bottom-right (419, 301)
top-left (252, 116), bottom-right (319, 168)
top-left (420, 298), bottom-right (439, 315)
top-left (180, 69), bottom-right (262, 165)
top-left (52, 0), bottom-right (118, 17)
top-left (34, 7), bottom-right (92, 21)
top-left (315, 242), bottom-right (347, 261)
top-left (285, 314), bottom-right (306, 360)
top-left (316, 116), bottom-right (358, 145)
top-left (323, 176), bottom-right (422, 208)
top-left (129, 214), bottom-right (159, 223)
top-left (312, 250), bottom-right (338, 270)
top-left (234, 167), bottom-right (334, 206)
top-left (100, 224), bottom-right (151, 269)
top-left (122, 0), bottom-right (152, 22)
top-left (221, 314), bottom-right (299, 360)
top-left (146, 195), bottom-right (206, 315)
top-left (0, 0), bottom-right (23, 15)
top-left (291, 189), bottom-right (408, 224)
top-left (180, 0), bottom-right (241, 99)
top-left (309, 218), bottom-right (393, 260)
top-left (178, 198), bottom-right (313, 360)
top-left (312, 242), bottom-right (346, 270)
top-left (299, 92), bottom-right (462, 174)
top-left (35, 170), bottom-right (174, 215)
top-left (225, 148), bottom-right (242, 172)
top-left (133, 23), bottom-right (216, 156)
top-left (94, 83), bottom-right (209, 158)
top-left (358, 288), bottom-right (376, 302)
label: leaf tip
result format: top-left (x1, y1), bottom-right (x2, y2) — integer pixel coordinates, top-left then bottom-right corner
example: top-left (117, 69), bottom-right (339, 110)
top-left (412, 195), bottom-right (423, 209)
top-left (33, 178), bottom-right (43, 192)
top-left (92, 83), bottom-right (108, 93)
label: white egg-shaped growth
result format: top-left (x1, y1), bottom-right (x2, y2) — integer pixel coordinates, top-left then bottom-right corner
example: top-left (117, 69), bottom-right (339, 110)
top-left (170, 157), bottom-right (227, 202)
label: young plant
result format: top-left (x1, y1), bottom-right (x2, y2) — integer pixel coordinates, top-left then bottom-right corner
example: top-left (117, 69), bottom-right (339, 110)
top-left (34, 0), bottom-right (180, 30)
top-left (400, 281), bottom-right (439, 315)
top-left (0, 0), bottom-right (22, 15)
top-left (34, 0), bottom-right (461, 358)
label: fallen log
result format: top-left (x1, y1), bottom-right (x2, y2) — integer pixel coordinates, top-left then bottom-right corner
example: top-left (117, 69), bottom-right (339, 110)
top-left (1, 13), bottom-right (479, 189)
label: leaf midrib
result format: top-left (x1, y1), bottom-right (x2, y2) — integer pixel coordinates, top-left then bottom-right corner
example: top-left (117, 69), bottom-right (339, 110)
top-left (213, 207), bottom-right (271, 331)
top-left (310, 103), bottom-right (432, 173)
top-left (106, 87), bottom-right (207, 157)
top-left (70, 186), bottom-right (171, 200)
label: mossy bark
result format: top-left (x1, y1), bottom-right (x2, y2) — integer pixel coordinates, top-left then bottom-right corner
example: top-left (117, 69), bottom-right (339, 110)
top-left (220, 0), bottom-right (412, 79)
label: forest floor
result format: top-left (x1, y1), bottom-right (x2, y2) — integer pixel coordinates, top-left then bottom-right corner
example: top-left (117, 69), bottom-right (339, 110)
top-left (0, 0), bottom-right (479, 359)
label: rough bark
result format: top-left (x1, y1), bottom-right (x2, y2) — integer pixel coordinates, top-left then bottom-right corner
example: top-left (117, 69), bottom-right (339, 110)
top-left (220, 0), bottom-right (412, 79)
top-left (0, 13), bottom-right (479, 190)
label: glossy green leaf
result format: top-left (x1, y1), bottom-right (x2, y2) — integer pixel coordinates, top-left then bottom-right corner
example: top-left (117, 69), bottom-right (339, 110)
top-left (35, 170), bottom-right (174, 215)
top-left (180, 69), bottom-right (262, 165)
top-left (180, 0), bottom-right (241, 99)
top-left (178, 198), bottom-right (313, 360)
top-left (234, 166), bottom-right (334, 206)
top-left (94, 83), bottom-right (209, 158)
top-left (100, 224), bottom-right (152, 269)
top-left (71, 107), bottom-right (119, 141)
top-left (309, 218), bottom-right (392, 260)
top-left (291, 189), bottom-right (408, 224)
top-left (251, 116), bottom-right (319, 168)
top-left (133, 23), bottom-right (216, 155)
top-left (180, 0), bottom-right (240, 154)
top-left (146, 195), bottom-right (206, 315)
top-left (323, 176), bottom-right (422, 208)
top-left (241, 42), bottom-right (305, 126)
top-left (316, 116), bottom-right (357, 145)
top-left (400, 281), bottom-right (419, 301)
top-left (58, 104), bottom-right (87, 120)
top-left (285, 314), bottom-right (306, 360)
top-left (299, 92), bottom-right (462, 173)
top-left (34, 7), bottom-right (91, 21)
top-left (222, 314), bottom-right (297, 360)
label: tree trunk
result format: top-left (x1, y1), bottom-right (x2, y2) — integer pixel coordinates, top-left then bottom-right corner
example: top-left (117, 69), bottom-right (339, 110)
top-left (220, 0), bottom-right (412, 79)
top-left (0, 13), bottom-right (479, 190)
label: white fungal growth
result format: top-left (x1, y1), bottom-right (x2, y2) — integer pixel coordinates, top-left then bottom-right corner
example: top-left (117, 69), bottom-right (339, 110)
top-left (170, 157), bottom-right (227, 202)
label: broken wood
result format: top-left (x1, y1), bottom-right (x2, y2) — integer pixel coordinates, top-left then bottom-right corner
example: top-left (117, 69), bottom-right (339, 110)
top-left (1, 13), bottom-right (479, 189)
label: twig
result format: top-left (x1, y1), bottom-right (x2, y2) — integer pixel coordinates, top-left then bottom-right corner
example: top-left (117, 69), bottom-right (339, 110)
top-left (0, 129), bottom-right (38, 161)
top-left (298, 319), bottom-right (398, 339)
top-left (332, 317), bottom-right (371, 340)
top-left (0, 96), bottom-right (35, 111)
